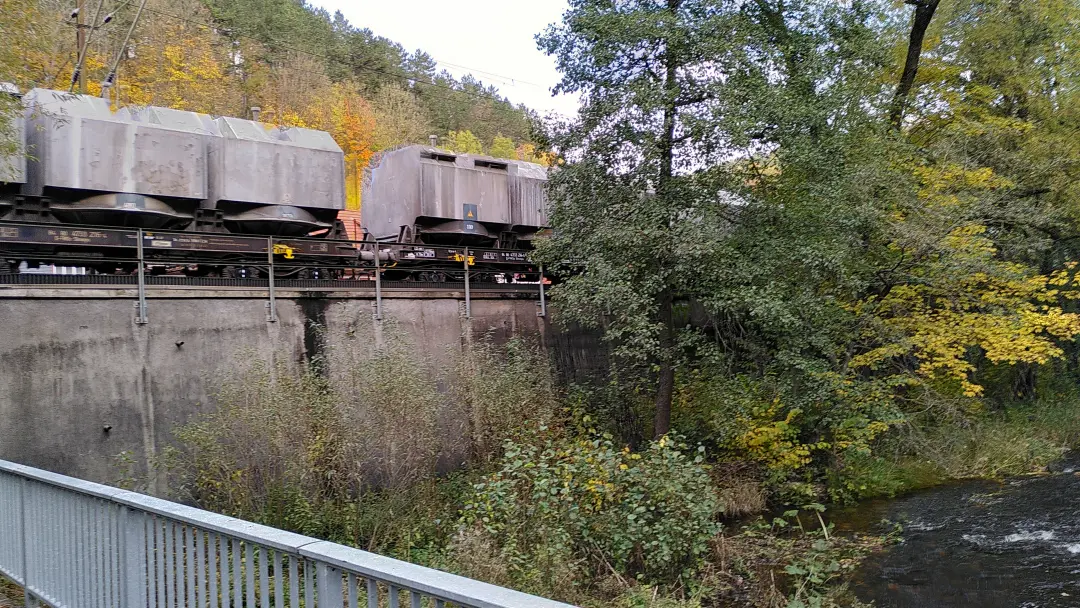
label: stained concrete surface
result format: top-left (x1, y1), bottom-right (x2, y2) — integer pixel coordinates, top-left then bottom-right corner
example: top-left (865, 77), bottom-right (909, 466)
top-left (0, 291), bottom-right (603, 484)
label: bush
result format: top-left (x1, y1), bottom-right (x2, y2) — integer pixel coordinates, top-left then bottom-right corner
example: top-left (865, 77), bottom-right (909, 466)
top-left (167, 326), bottom-right (558, 557)
top-left (827, 398), bottom-right (1080, 501)
top-left (460, 429), bottom-right (722, 594)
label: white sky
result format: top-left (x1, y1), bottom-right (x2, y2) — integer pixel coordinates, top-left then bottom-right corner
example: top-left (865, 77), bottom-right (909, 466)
top-left (310, 0), bottom-right (580, 119)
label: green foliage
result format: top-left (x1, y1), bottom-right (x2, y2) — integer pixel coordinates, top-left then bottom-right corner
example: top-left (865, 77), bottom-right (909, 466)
top-left (828, 398), bottom-right (1080, 502)
top-left (167, 327), bottom-right (556, 556)
top-left (460, 430), bottom-right (721, 590)
top-left (0, 94), bottom-right (22, 182)
top-left (100, 0), bottom-right (1080, 605)
top-left (444, 129), bottom-right (484, 154)
top-left (370, 85), bottom-right (433, 151)
top-left (451, 336), bottom-right (559, 464)
top-left (538, 0), bottom-right (1080, 509)
top-left (719, 514), bottom-right (885, 608)
top-left (488, 134), bottom-right (517, 159)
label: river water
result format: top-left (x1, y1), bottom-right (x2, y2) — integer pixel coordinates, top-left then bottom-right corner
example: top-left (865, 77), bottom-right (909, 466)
top-left (834, 455), bottom-right (1080, 607)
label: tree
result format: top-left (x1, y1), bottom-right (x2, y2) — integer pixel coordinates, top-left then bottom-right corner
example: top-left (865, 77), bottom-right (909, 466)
top-left (515, 143), bottom-right (554, 167)
top-left (536, 0), bottom-right (744, 438)
top-left (371, 85), bottom-right (432, 151)
top-left (121, 0), bottom-right (241, 114)
top-left (444, 129), bottom-right (483, 154)
top-left (488, 134), bottom-right (517, 159)
top-left (890, 0), bottom-right (942, 128)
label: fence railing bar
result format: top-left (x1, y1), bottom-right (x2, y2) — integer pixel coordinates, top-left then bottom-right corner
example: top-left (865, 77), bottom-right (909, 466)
top-left (72, 497), bottom-right (82, 607)
top-left (304, 559), bottom-right (314, 608)
top-left (210, 532), bottom-right (221, 608)
top-left (0, 462), bottom-right (576, 608)
top-left (245, 542), bottom-right (255, 608)
top-left (110, 505), bottom-right (119, 608)
top-left (232, 538), bottom-right (242, 608)
top-left (367, 577), bottom-right (378, 608)
top-left (156, 518), bottom-right (167, 608)
top-left (348, 572), bottom-right (359, 608)
top-left (289, 555), bottom-right (299, 608)
top-left (273, 550), bottom-right (283, 608)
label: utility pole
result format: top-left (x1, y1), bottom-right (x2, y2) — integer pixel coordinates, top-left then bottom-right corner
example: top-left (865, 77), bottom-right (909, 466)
top-left (75, 0), bottom-right (86, 93)
top-left (101, 0), bottom-right (149, 100)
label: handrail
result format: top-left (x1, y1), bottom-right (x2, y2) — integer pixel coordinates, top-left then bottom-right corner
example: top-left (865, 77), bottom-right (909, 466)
top-left (0, 459), bottom-right (576, 608)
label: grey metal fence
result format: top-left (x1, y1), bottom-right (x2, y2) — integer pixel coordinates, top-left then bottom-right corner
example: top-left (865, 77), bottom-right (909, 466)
top-left (0, 460), bottom-right (575, 608)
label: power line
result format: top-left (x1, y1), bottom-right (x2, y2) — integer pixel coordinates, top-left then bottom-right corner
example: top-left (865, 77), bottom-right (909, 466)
top-left (429, 59), bottom-right (548, 90)
top-left (133, 4), bottom-right (544, 105)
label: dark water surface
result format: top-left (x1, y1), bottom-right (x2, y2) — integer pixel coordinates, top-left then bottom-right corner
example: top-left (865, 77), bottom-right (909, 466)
top-left (833, 456), bottom-right (1080, 607)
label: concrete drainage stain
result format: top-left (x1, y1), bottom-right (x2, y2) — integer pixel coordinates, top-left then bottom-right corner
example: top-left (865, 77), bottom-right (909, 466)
top-left (298, 296), bottom-right (329, 376)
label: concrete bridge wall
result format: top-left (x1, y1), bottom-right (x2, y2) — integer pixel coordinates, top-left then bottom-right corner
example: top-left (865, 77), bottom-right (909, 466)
top-left (0, 288), bottom-right (605, 483)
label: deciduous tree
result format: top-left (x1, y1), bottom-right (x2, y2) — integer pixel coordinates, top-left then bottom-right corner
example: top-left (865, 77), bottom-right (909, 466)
top-left (488, 134), bottom-right (516, 159)
top-left (444, 129), bottom-right (483, 154)
top-left (536, 0), bottom-right (748, 438)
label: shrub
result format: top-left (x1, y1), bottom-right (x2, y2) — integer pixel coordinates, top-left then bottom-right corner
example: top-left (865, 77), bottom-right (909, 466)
top-left (450, 335), bottom-right (560, 464)
top-left (167, 326), bottom-right (558, 557)
top-left (460, 429), bottom-right (722, 591)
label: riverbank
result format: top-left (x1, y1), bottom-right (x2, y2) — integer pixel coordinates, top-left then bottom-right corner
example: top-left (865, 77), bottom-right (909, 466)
top-left (831, 399), bottom-right (1080, 502)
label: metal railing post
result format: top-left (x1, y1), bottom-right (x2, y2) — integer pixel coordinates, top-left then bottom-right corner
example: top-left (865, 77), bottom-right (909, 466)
top-left (118, 505), bottom-right (147, 608)
top-left (118, 506), bottom-right (129, 608)
top-left (266, 238), bottom-right (277, 323)
top-left (374, 249), bottom-right (383, 321)
top-left (463, 247), bottom-right (471, 319)
top-left (538, 264), bottom-right (547, 318)
top-left (19, 478), bottom-right (31, 608)
top-left (135, 229), bottom-right (148, 324)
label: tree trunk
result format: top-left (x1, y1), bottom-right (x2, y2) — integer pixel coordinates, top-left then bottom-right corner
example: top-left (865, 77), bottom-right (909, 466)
top-left (889, 0), bottom-right (941, 128)
top-left (654, 293), bottom-right (675, 438)
top-left (652, 0), bottom-right (681, 439)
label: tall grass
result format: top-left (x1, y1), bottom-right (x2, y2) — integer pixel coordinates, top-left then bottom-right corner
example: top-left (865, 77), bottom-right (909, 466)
top-left (164, 323), bottom-right (558, 557)
top-left (832, 398), bottom-right (1080, 500)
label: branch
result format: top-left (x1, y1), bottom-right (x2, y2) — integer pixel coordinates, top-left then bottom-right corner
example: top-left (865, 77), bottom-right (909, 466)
top-left (674, 91), bottom-right (710, 107)
top-left (889, 0), bottom-right (941, 129)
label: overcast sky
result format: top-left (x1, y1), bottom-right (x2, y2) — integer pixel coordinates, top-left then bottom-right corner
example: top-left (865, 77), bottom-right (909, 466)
top-left (310, 0), bottom-right (580, 119)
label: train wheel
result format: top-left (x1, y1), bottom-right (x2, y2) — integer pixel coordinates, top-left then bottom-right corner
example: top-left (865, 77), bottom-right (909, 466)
top-left (297, 268), bottom-right (332, 280)
top-left (418, 271), bottom-right (449, 282)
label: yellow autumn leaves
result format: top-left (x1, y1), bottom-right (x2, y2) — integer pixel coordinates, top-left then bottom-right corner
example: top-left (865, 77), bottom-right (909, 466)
top-left (850, 160), bottom-right (1080, 398)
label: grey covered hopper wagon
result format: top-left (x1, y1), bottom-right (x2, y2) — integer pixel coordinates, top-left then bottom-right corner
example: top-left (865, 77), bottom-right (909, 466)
top-left (361, 145), bottom-right (549, 247)
top-left (206, 117), bottom-right (345, 236)
top-left (7, 87), bottom-right (346, 236)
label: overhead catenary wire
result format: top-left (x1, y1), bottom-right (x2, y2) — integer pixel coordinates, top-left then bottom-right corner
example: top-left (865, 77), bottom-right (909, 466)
top-left (68, 0), bottom-right (108, 93)
top-left (100, 0), bottom-right (149, 98)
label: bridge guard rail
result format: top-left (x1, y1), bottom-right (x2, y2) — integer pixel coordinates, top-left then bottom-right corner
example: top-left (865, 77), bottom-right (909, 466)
top-left (0, 460), bottom-right (576, 608)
